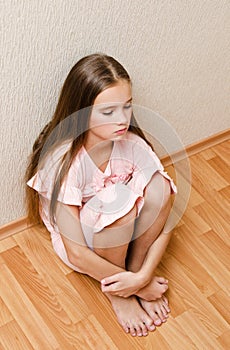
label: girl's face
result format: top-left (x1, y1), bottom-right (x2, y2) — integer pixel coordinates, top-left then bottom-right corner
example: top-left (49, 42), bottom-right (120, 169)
top-left (87, 80), bottom-right (132, 146)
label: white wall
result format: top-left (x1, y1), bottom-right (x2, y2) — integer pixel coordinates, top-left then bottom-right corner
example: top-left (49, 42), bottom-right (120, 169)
top-left (1, 0), bottom-right (229, 225)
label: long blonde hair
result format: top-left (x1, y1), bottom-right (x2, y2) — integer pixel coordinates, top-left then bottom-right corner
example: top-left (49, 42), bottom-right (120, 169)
top-left (25, 53), bottom-right (152, 225)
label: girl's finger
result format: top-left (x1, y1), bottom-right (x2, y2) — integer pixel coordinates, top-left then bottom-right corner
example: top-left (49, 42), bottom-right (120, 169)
top-left (101, 282), bottom-right (120, 293)
top-left (101, 273), bottom-right (122, 285)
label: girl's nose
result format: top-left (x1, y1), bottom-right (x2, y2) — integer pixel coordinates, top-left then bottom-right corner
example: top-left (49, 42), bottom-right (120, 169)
top-left (117, 109), bottom-right (129, 124)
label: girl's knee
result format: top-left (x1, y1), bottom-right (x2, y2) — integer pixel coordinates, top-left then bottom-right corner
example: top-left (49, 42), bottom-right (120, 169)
top-left (93, 206), bottom-right (136, 251)
top-left (108, 204), bottom-right (137, 228)
top-left (144, 172), bottom-right (171, 210)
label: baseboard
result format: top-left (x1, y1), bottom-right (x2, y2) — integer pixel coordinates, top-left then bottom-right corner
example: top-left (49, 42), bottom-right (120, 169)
top-left (161, 128), bottom-right (230, 167)
top-left (0, 216), bottom-right (33, 241)
top-left (0, 128), bottom-right (229, 240)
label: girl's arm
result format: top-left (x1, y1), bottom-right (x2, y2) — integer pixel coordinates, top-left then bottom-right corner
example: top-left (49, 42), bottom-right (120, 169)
top-left (61, 233), bottom-right (123, 280)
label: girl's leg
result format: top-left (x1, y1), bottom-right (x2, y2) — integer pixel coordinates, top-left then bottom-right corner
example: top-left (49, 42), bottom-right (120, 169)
top-left (93, 205), bottom-right (137, 268)
top-left (126, 172), bottom-right (173, 324)
top-left (127, 171), bottom-right (172, 270)
top-left (93, 206), bottom-right (156, 337)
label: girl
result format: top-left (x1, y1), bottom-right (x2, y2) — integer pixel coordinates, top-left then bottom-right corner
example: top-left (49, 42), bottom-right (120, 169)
top-left (25, 53), bottom-right (177, 337)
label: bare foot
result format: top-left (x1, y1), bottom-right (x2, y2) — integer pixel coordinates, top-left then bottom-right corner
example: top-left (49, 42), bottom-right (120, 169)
top-left (138, 276), bottom-right (169, 301)
top-left (106, 294), bottom-right (156, 337)
top-left (139, 295), bottom-right (170, 326)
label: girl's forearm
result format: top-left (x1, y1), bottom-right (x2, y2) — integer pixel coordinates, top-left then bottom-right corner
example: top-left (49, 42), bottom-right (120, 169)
top-left (69, 244), bottom-right (125, 281)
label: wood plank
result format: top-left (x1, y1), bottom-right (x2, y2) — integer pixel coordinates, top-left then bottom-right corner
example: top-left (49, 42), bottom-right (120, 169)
top-left (175, 225), bottom-right (230, 295)
top-left (26, 225), bottom-right (73, 275)
top-left (200, 230), bottom-right (230, 271)
top-left (14, 229), bottom-right (90, 323)
top-left (160, 256), bottom-right (229, 337)
top-left (194, 201), bottom-right (230, 246)
top-left (192, 184), bottom-right (230, 224)
top-left (181, 207), bottom-right (211, 236)
top-left (0, 263), bottom-right (59, 349)
top-left (75, 315), bottom-right (119, 350)
top-left (186, 187), bottom-right (205, 207)
top-left (0, 237), bottom-right (17, 253)
top-left (219, 185), bottom-right (230, 202)
top-left (0, 255), bottom-right (5, 266)
top-left (1, 246), bottom-right (91, 350)
top-left (176, 311), bottom-right (224, 350)
top-left (217, 330), bottom-right (230, 349)
top-left (199, 148), bottom-right (216, 160)
top-left (0, 321), bottom-right (34, 350)
top-left (166, 229), bottom-right (220, 297)
top-left (0, 297), bottom-right (13, 327)
top-left (190, 154), bottom-right (228, 191)
top-left (141, 331), bottom-right (172, 350)
top-left (208, 290), bottom-right (230, 325)
top-left (157, 316), bottom-right (197, 349)
top-left (213, 140), bottom-right (230, 166)
top-left (208, 156), bottom-right (230, 183)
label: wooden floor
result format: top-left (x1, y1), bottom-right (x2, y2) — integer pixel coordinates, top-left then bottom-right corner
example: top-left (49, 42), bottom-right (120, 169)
top-left (0, 140), bottom-right (229, 350)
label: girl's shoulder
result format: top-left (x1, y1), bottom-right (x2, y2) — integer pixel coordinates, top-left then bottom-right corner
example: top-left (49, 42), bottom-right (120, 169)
top-left (39, 141), bottom-right (71, 170)
top-left (28, 140), bottom-right (84, 196)
top-left (38, 140), bottom-right (83, 175)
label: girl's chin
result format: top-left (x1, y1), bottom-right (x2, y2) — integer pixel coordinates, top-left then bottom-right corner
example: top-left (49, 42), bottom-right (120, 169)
top-left (111, 134), bottom-right (126, 141)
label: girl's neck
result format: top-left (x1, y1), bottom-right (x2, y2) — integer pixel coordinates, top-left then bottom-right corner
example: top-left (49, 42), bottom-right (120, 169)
top-left (84, 137), bottom-right (113, 153)
top-left (84, 140), bottom-right (114, 173)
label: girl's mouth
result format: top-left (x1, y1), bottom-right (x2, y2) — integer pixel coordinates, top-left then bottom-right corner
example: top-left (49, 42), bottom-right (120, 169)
top-left (115, 128), bottom-right (127, 135)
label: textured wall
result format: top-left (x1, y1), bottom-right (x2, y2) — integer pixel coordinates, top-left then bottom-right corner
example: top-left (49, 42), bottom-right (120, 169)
top-left (0, 0), bottom-right (229, 225)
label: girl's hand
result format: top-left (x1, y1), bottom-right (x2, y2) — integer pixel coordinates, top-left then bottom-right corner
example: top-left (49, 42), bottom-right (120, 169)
top-left (100, 271), bottom-right (147, 297)
top-left (137, 276), bottom-right (169, 301)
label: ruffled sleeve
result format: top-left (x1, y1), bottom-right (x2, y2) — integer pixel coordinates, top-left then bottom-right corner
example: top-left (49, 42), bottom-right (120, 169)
top-left (126, 135), bottom-right (177, 196)
top-left (27, 143), bottom-right (83, 207)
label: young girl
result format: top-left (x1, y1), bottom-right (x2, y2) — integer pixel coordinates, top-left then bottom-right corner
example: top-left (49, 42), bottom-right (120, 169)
top-left (25, 53), bottom-right (177, 337)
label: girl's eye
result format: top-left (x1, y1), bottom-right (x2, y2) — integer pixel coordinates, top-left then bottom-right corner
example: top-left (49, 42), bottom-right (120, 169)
top-left (124, 103), bottom-right (132, 109)
top-left (102, 111), bottom-right (113, 116)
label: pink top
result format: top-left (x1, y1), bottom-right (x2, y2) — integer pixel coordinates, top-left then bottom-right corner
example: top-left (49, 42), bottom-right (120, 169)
top-left (27, 132), bottom-right (177, 251)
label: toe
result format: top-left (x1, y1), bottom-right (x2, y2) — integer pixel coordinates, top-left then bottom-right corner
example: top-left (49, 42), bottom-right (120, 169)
top-left (130, 325), bottom-right (137, 337)
top-left (143, 318), bottom-right (156, 332)
top-left (151, 311), bottom-right (162, 326)
top-left (153, 317), bottom-right (162, 326)
top-left (136, 325), bottom-right (143, 337)
top-left (144, 305), bottom-right (162, 326)
top-left (162, 296), bottom-right (171, 313)
top-left (155, 303), bottom-right (167, 323)
top-left (161, 304), bottom-right (170, 318)
top-left (162, 295), bottom-right (169, 304)
top-left (148, 323), bottom-right (156, 331)
top-left (122, 323), bottom-right (130, 334)
top-left (140, 323), bottom-right (148, 336)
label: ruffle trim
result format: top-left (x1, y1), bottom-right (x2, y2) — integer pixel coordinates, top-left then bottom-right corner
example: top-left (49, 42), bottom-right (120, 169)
top-left (27, 173), bottom-right (82, 206)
